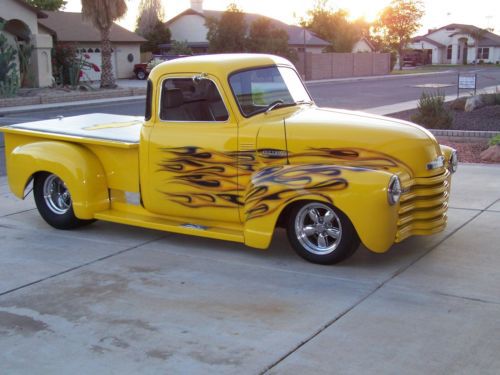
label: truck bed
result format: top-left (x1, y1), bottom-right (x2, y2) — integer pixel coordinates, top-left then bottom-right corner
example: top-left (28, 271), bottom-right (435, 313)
top-left (3, 113), bottom-right (143, 146)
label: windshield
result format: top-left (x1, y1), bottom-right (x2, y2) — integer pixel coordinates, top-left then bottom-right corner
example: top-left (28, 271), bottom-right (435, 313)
top-left (229, 66), bottom-right (312, 117)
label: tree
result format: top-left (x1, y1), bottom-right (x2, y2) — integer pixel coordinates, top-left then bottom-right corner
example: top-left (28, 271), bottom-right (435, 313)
top-left (81, 0), bottom-right (127, 88)
top-left (206, 3), bottom-right (247, 53)
top-left (136, 0), bottom-right (164, 37)
top-left (26, 0), bottom-right (66, 10)
top-left (374, 0), bottom-right (424, 70)
top-left (140, 20), bottom-right (171, 53)
top-left (460, 26), bottom-right (491, 64)
top-left (247, 17), bottom-right (294, 60)
top-left (170, 40), bottom-right (193, 55)
top-left (302, 0), bottom-right (366, 52)
top-left (0, 21), bottom-right (19, 97)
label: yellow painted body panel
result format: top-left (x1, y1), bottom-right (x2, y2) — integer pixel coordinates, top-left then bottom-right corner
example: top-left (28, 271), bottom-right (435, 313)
top-left (3, 136), bottom-right (109, 219)
top-left (0, 54), bottom-right (455, 255)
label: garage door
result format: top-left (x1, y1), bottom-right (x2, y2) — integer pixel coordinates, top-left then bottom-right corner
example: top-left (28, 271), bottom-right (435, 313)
top-left (77, 47), bottom-right (117, 82)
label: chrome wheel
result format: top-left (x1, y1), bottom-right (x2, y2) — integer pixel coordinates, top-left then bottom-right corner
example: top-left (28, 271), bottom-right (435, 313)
top-left (294, 202), bottom-right (342, 255)
top-left (43, 174), bottom-right (71, 215)
top-left (136, 70), bottom-right (146, 80)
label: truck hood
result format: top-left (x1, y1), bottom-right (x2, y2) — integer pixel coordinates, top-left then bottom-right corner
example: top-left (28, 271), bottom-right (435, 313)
top-left (282, 106), bottom-right (443, 177)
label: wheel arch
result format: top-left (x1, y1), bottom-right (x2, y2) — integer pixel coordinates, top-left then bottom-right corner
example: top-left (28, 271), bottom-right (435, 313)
top-left (8, 141), bottom-right (109, 219)
top-left (242, 164), bottom-right (400, 253)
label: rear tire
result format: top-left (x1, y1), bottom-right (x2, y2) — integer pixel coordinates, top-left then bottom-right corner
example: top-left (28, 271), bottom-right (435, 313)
top-left (33, 172), bottom-right (94, 230)
top-left (287, 201), bottom-right (359, 265)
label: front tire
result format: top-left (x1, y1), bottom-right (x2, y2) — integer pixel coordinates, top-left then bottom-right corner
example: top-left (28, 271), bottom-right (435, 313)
top-left (33, 172), bottom-right (94, 229)
top-left (287, 201), bottom-right (359, 265)
top-left (135, 69), bottom-right (147, 80)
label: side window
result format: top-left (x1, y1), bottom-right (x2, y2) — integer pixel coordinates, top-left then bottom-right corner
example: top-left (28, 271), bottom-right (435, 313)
top-left (159, 78), bottom-right (229, 122)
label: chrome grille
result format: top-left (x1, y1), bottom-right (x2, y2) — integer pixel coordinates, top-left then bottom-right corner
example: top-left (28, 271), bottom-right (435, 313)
top-left (396, 170), bottom-right (451, 242)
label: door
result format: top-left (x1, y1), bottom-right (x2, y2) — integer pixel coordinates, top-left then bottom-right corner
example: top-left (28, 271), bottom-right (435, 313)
top-left (145, 74), bottom-right (240, 224)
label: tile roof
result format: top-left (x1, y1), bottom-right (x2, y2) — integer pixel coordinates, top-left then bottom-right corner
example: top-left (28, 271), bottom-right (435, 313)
top-left (38, 11), bottom-right (145, 43)
top-left (410, 36), bottom-right (446, 48)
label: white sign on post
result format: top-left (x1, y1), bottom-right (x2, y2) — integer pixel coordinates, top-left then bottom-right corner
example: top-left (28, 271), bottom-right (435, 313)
top-left (458, 75), bottom-right (476, 89)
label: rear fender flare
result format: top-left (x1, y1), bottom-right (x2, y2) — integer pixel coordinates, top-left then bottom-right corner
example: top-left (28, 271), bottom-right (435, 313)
top-left (8, 141), bottom-right (109, 219)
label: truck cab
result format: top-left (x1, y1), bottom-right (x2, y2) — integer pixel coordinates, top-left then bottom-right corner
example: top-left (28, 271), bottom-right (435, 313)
top-left (0, 54), bottom-right (457, 264)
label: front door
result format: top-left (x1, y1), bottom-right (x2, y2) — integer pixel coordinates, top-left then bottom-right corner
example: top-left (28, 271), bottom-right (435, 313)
top-left (146, 74), bottom-right (240, 224)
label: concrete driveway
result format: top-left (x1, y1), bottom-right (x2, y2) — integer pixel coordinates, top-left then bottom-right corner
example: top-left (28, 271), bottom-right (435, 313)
top-left (0, 164), bottom-right (499, 374)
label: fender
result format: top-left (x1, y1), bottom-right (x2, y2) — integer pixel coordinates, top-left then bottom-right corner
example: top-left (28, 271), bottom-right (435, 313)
top-left (7, 141), bottom-right (109, 219)
top-left (243, 164), bottom-right (399, 253)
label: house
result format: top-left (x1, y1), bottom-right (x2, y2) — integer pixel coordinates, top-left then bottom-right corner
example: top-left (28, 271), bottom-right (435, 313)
top-left (408, 24), bottom-right (500, 65)
top-left (161, 0), bottom-right (329, 54)
top-left (1, 0), bottom-right (53, 87)
top-left (39, 11), bottom-right (146, 80)
top-left (352, 37), bottom-right (376, 53)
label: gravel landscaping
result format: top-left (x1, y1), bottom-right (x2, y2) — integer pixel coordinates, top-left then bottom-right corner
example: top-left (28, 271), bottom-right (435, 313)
top-left (388, 104), bottom-right (500, 164)
top-left (389, 104), bottom-right (500, 132)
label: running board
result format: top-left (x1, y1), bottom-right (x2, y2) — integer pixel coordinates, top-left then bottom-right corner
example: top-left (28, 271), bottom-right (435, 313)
top-left (94, 209), bottom-right (244, 243)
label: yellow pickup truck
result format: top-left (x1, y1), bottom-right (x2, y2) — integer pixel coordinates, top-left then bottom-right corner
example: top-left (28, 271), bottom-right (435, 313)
top-left (0, 54), bottom-right (457, 264)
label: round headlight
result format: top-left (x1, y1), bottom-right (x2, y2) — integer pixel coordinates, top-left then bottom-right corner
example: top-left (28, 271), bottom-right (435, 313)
top-left (449, 150), bottom-right (458, 173)
top-left (388, 175), bottom-right (402, 205)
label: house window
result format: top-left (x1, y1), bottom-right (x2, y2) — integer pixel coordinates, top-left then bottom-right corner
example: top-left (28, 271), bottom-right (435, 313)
top-left (446, 45), bottom-right (452, 60)
top-left (457, 45), bottom-right (461, 60)
top-left (477, 47), bottom-right (490, 60)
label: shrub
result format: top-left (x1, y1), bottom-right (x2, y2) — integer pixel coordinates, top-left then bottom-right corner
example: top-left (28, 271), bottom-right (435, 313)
top-left (0, 21), bottom-right (19, 97)
top-left (489, 134), bottom-right (500, 146)
top-left (52, 43), bottom-right (99, 89)
top-left (410, 91), bottom-right (453, 129)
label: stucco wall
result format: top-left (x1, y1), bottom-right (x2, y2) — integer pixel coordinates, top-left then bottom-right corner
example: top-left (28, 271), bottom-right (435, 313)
top-left (3, 0), bottom-right (39, 34)
top-left (409, 26), bottom-right (500, 65)
top-left (352, 40), bottom-right (373, 53)
top-left (115, 43), bottom-right (141, 79)
top-left (170, 14), bottom-right (208, 43)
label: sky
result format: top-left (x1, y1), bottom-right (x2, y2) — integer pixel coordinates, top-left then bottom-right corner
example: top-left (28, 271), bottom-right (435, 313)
top-left (64, 0), bottom-right (500, 37)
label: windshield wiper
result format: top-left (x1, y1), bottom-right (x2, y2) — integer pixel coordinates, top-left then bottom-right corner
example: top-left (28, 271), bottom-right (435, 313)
top-left (264, 100), bottom-right (297, 114)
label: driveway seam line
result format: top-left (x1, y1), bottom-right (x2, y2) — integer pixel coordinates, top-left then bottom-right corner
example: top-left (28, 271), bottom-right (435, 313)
top-left (0, 208), bottom-right (37, 218)
top-left (0, 235), bottom-right (169, 298)
top-left (261, 204), bottom-right (490, 374)
top-left (432, 291), bottom-right (500, 306)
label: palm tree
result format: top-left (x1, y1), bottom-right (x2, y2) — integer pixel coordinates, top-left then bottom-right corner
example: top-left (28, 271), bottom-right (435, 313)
top-left (461, 26), bottom-right (489, 65)
top-left (81, 0), bottom-right (127, 88)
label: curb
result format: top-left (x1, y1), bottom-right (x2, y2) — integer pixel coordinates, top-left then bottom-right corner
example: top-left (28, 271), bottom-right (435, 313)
top-left (306, 70), bottom-right (454, 85)
top-left (0, 95), bottom-right (145, 115)
top-left (0, 87), bottom-right (146, 111)
top-left (431, 129), bottom-right (499, 141)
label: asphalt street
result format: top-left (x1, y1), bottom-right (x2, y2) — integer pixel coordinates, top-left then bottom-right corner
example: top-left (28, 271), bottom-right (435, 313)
top-left (308, 66), bottom-right (500, 109)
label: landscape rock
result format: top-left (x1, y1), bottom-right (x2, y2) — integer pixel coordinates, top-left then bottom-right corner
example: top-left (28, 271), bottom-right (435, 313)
top-left (480, 145), bottom-right (500, 163)
top-left (464, 96), bottom-right (484, 112)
